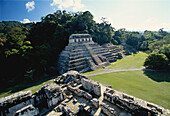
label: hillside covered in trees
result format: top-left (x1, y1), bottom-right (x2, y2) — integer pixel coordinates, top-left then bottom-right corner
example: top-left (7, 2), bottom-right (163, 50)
top-left (0, 10), bottom-right (170, 89)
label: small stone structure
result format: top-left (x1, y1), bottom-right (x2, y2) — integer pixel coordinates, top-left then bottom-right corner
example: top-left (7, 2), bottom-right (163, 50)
top-left (1, 71), bottom-right (170, 116)
top-left (57, 34), bottom-right (115, 74)
top-left (15, 105), bottom-right (39, 116)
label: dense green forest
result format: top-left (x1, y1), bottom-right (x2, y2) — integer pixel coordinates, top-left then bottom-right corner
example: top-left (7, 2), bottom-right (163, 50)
top-left (0, 10), bottom-right (170, 89)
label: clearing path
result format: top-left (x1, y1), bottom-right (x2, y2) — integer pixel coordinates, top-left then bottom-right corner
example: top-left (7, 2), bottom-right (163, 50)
top-left (83, 68), bottom-right (152, 77)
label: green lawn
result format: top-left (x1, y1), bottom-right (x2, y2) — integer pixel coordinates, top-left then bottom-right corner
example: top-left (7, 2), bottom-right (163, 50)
top-left (108, 52), bottom-right (148, 69)
top-left (88, 71), bottom-right (170, 109)
top-left (83, 52), bottom-right (148, 75)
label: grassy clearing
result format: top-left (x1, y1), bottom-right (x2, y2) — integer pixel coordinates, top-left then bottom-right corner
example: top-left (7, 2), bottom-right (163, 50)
top-left (83, 52), bottom-right (148, 75)
top-left (88, 71), bottom-right (170, 109)
top-left (0, 75), bottom-right (58, 98)
top-left (108, 52), bottom-right (148, 69)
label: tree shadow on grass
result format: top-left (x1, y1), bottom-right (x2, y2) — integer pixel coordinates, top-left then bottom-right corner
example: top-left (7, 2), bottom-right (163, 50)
top-left (144, 70), bottom-right (170, 82)
top-left (0, 74), bottom-right (59, 97)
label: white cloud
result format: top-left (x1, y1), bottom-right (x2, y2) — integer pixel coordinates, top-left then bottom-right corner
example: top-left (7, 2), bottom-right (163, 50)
top-left (21, 19), bottom-right (31, 23)
top-left (73, 0), bottom-right (84, 11)
top-left (26, 1), bottom-right (35, 12)
top-left (51, 0), bottom-right (84, 11)
top-left (51, 0), bottom-right (61, 6)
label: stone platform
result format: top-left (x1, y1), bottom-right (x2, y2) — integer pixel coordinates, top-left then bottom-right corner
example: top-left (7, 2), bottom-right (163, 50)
top-left (57, 34), bottom-right (115, 74)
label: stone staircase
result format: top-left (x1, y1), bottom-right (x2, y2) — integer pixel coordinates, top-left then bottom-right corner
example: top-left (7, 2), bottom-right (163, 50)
top-left (57, 44), bottom-right (91, 74)
top-left (84, 43), bottom-right (103, 65)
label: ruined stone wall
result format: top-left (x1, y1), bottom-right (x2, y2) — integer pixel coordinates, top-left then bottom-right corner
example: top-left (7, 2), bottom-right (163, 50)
top-left (35, 83), bottom-right (63, 108)
top-left (47, 94), bottom-right (63, 108)
top-left (0, 83), bottom-right (63, 116)
top-left (8, 98), bottom-right (34, 116)
top-left (91, 98), bottom-right (99, 108)
top-left (103, 87), bottom-right (165, 115)
top-left (67, 85), bottom-right (92, 100)
top-left (81, 78), bottom-right (101, 96)
top-left (100, 102), bottom-right (115, 116)
top-left (15, 105), bottom-right (39, 116)
top-left (0, 91), bottom-right (33, 116)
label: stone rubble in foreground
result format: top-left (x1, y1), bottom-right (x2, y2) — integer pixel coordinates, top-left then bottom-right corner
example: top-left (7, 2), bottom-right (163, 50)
top-left (0, 71), bottom-right (170, 116)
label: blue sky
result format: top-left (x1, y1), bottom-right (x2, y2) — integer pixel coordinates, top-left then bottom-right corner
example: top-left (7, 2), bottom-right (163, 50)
top-left (0, 0), bottom-right (170, 31)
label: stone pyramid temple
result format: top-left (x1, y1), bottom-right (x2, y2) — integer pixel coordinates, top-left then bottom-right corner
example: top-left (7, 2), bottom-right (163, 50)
top-left (57, 34), bottom-right (115, 74)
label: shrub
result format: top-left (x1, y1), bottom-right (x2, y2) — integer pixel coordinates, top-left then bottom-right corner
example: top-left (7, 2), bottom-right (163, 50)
top-left (144, 53), bottom-right (168, 69)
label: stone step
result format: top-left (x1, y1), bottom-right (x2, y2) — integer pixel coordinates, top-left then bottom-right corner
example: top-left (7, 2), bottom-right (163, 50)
top-left (69, 61), bottom-right (88, 68)
top-left (93, 48), bottom-right (108, 51)
top-left (69, 57), bottom-right (91, 64)
top-left (91, 46), bottom-right (104, 50)
top-left (69, 52), bottom-right (90, 57)
top-left (95, 50), bottom-right (110, 54)
top-left (69, 64), bottom-right (89, 71)
top-left (70, 55), bottom-right (86, 60)
top-left (98, 52), bottom-right (113, 57)
top-left (71, 48), bottom-right (87, 52)
top-left (84, 44), bottom-right (103, 65)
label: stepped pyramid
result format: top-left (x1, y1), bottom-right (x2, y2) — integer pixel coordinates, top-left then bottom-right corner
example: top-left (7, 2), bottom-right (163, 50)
top-left (102, 43), bottom-right (122, 61)
top-left (57, 34), bottom-right (115, 74)
top-left (102, 43), bottom-right (121, 53)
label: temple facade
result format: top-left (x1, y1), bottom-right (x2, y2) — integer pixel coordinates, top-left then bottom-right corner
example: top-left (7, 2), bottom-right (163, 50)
top-left (69, 34), bottom-right (93, 43)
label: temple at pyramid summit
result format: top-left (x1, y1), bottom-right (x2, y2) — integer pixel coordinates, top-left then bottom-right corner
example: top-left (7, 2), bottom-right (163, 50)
top-left (57, 34), bottom-right (115, 74)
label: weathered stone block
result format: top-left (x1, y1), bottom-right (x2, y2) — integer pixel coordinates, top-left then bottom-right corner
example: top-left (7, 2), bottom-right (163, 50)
top-left (81, 78), bottom-right (101, 96)
top-left (91, 98), bottom-right (99, 108)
